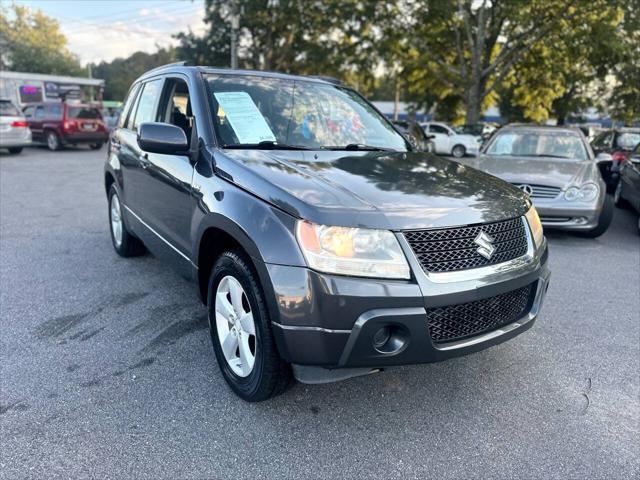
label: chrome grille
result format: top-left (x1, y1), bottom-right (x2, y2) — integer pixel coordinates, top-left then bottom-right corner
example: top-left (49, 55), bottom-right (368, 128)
top-left (404, 217), bottom-right (528, 273)
top-left (512, 183), bottom-right (561, 199)
top-left (427, 283), bottom-right (534, 343)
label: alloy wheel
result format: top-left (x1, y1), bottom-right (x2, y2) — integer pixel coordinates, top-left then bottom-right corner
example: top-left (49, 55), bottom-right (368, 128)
top-left (110, 193), bottom-right (123, 247)
top-left (452, 145), bottom-right (465, 158)
top-left (215, 275), bottom-right (257, 377)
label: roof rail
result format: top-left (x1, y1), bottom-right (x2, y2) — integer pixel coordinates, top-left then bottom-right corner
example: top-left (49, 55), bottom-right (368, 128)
top-left (144, 61), bottom-right (189, 76)
top-left (309, 75), bottom-right (344, 85)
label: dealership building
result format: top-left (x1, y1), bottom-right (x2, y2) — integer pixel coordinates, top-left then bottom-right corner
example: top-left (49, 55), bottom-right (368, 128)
top-left (0, 71), bottom-right (104, 108)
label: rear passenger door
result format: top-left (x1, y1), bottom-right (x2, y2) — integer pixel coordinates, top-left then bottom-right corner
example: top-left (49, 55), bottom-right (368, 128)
top-left (117, 78), bottom-right (163, 218)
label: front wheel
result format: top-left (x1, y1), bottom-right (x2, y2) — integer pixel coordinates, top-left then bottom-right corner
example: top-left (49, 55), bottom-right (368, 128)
top-left (90, 142), bottom-right (103, 150)
top-left (8, 147), bottom-right (23, 154)
top-left (451, 144), bottom-right (466, 158)
top-left (578, 195), bottom-right (614, 238)
top-left (208, 250), bottom-right (292, 402)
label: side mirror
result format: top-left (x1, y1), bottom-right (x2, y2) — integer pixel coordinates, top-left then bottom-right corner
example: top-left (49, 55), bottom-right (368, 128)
top-left (137, 122), bottom-right (189, 155)
top-left (595, 152), bottom-right (613, 163)
top-left (425, 134), bottom-right (436, 140)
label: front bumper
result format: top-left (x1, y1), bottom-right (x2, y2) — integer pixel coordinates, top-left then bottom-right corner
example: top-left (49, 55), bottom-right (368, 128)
top-left (534, 196), bottom-right (604, 231)
top-left (267, 233), bottom-right (550, 372)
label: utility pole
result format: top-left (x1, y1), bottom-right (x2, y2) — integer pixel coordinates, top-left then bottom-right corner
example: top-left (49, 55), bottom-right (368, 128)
top-left (230, 4), bottom-right (239, 69)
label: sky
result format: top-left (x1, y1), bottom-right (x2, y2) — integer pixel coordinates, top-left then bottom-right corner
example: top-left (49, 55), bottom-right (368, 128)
top-left (11, 0), bottom-right (207, 64)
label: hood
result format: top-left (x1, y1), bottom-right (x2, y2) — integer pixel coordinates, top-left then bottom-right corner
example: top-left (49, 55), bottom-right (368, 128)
top-left (459, 154), bottom-right (599, 189)
top-left (212, 149), bottom-right (530, 230)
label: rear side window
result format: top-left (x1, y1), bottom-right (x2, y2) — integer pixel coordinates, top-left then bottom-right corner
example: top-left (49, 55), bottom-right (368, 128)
top-left (0, 101), bottom-right (21, 117)
top-left (68, 107), bottom-right (101, 119)
top-left (49, 104), bottom-right (63, 118)
top-left (132, 79), bottom-right (163, 130)
top-left (118, 83), bottom-right (141, 129)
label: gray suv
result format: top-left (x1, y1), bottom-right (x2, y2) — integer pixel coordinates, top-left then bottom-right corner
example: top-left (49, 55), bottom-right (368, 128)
top-left (105, 64), bottom-right (550, 401)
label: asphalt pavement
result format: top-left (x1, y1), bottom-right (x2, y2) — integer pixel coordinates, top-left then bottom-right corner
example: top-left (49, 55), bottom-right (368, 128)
top-left (1, 146), bottom-right (639, 479)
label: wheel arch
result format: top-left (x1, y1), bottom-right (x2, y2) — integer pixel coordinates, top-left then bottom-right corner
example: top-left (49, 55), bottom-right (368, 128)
top-left (194, 214), bottom-right (285, 331)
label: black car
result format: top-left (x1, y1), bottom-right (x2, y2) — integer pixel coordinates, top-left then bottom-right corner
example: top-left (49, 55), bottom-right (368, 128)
top-left (391, 120), bottom-right (434, 152)
top-left (591, 128), bottom-right (640, 192)
top-left (105, 63), bottom-right (550, 401)
top-left (614, 143), bottom-right (640, 232)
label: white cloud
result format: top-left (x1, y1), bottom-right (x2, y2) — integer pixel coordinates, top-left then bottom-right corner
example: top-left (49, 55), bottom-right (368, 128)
top-left (61, 6), bottom-right (207, 64)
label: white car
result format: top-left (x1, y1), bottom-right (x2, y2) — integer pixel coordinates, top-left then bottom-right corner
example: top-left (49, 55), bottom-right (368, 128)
top-left (420, 121), bottom-right (479, 158)
top-left (0, 99), bottom-right (31, 154)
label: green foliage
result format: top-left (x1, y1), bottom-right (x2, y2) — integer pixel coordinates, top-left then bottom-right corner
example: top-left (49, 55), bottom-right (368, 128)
top-left (90, 49), bottom-right (177, 101)
top-left (608, 4), bottom-right (639, 124)
top-left (0, 5), bottom-right (82, 76)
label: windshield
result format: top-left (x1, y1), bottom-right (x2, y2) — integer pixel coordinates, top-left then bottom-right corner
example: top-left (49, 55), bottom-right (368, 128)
top-left (616, 132), bottom-right (640, 151)
top-left (485, 130), bottom-right (588, 160)
top-left (68, 107), bottom-right (101, 119)
top-left (0, 101), bottom-right (21, 117)
top-left (205, 74), bottom-right (407, 151)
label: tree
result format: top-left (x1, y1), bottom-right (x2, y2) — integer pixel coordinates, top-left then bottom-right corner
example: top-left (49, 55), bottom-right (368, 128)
top-left (406, 0), bottom-right (621, 124)
top-left (0, 5), bottom-right (82, 76)
top-left (608, 4), bottom-right (639, 125)
top-left (174, 0), bottom-right (397, 96)
top-left (90, 48), bottom-right (176, 101)
top-left (497, 1), bottom-right (625, 124)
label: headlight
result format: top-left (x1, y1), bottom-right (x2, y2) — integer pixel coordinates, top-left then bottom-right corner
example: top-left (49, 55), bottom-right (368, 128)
top-left (564, 183), bottom-right (599, 202)
top-left (524, 206), bottom-right (544, 248)
top-left (296, 221), bottom-right (410, 279)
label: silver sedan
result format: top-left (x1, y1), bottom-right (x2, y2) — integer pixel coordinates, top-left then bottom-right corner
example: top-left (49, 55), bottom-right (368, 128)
top-left (457, 124), bottom-right (612, 238)
top-left (0, 99), bottom-right (32, 154)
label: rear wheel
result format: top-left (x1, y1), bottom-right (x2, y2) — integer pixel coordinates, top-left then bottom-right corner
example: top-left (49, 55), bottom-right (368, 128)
top-left (579, 195), bottom-right (614, 238)
top-left (90, 142), bottom-right (103, 150)
top-left (108, 185), bottom-right (145, 257)
top-left (208, 250), bottom-right (292, 402)
top-left (46, 130), bottom-right (61, 151)
top-left (7, 147), bottom-right (22, 154)
top-left (451, 144), bottom-right (466, 158)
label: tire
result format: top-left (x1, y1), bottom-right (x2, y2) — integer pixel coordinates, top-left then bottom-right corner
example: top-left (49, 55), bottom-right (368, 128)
top-left (46, 130), bottom-right (61, 151)
top-left (108, 185), bottom-right (145, 257)
top-left (451, 144), bottom-right (466, 158)
top-left (207, 250), bottom-right (292, 402)
top-left (578, 195), bottom-right (614, 238)
top-left (7, 147), bottom-right (23, 154)
top-left (90, 142), bottom-right (104, 150)
top-left (613, 180), bottom-right (630, 209)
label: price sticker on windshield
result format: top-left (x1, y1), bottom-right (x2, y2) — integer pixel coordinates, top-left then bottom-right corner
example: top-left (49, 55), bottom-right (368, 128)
top-left (213, 91), bottom-right (276, 144)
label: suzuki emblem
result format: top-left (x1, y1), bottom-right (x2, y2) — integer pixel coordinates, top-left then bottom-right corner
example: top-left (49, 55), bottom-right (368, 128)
top-left (474, 231), bottom-right (496, 260)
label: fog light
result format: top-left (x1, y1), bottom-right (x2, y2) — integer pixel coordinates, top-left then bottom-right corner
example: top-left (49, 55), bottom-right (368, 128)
top-left (372, 327), bottom-right (391, 349)
top-left (372, 325), bottom-right (408, 354)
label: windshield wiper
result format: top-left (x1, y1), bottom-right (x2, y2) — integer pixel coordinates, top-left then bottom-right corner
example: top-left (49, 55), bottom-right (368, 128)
top-left (222, 141), bottom-right (311, 150)
top-left (322, 143), bottom-right (394, 152)
top-left (518, 153), bottom-right (572, 159)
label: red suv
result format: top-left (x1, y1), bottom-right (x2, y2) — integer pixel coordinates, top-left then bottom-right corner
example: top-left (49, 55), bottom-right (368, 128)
top-left (23, 103), bottom-right (109, 151)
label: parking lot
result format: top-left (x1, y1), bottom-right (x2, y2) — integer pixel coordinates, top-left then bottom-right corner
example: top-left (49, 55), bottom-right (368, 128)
top-left (1, 147), bottom-right (638, 478)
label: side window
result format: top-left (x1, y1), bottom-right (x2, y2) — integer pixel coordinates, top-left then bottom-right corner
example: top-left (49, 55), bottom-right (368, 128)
top-left (132, 79), bottom-right (163, 130)
top-left (35, 106), bottom-right (45, 119)
top-left (430, 124), bottom-right (449, 135)
top-left (117, 83), bottom-right (141, 129)
top-left (157, 78), bottom-right (193, 140)
top-left (49, 104), bottom-right (63, 118)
